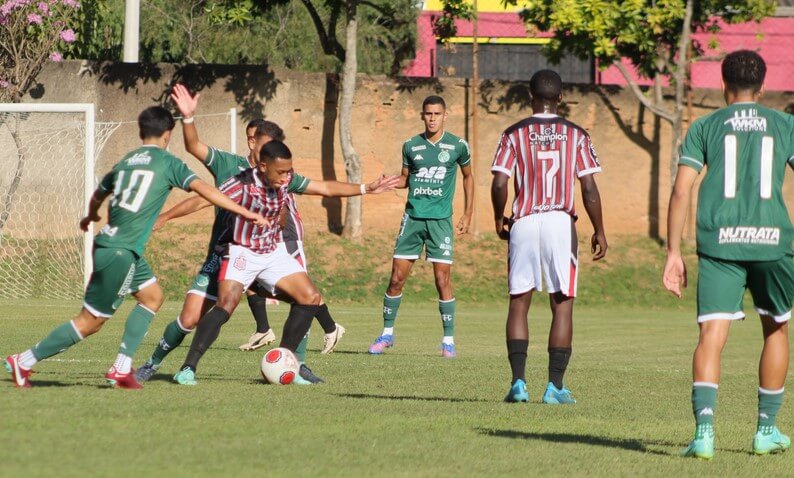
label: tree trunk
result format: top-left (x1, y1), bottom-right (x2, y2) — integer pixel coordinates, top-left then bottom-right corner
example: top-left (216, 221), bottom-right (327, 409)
top-left (670, 0), bottom-right (694, 182)
top-left (340, 1), bottom-right (362, 239)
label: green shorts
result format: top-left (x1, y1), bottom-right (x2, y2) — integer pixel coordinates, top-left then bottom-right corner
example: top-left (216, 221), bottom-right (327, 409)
top-left (83, 247), bottom-right (156, 318)
top-left (392, 213), bottom-right (454, 264)
top-left (697, 254), bottom-right (794, 323)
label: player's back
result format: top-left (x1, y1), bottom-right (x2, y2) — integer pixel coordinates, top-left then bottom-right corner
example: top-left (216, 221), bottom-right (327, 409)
top-left (493, 114), bottom-right (600, 220)
top-left (95, 145), bottom-right (197, 255)
top-left (680, 103), bottom-right (794, 261)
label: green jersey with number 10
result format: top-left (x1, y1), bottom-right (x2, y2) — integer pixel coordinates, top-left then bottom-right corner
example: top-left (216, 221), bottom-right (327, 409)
top-left (679, 103), bottom-right (794, 261)
top-left (94, 145), bottom-right (198, 256)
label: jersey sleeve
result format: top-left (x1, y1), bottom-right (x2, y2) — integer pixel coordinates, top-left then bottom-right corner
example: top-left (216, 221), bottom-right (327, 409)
top-left (401, 141), bottom-right (411, 169)
top-left (288, 173), bottom-right (311, 194)
top-left (575, 134), bottom-right (602, 178)
top-left (98, 170), bottom-right (115, 193)
top-left (491, 133), bottom-right (516, 177)
top-left (205, 147), bottom-right (237, 177)
top-left (787, 114), bottom-right (794, 169)
top-left (219, 176), bottom-right (244, 204)
top-left (679, 120), bottom-right (705, 172)
top-left (457, 138), bottom-right (472, 167)
top-left (166, 155), bottom-right (199, 191)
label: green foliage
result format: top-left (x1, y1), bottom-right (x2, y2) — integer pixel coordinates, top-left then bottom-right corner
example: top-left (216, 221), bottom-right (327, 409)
top-left (503, 0), bottom-right (776, 78)
top-left (434, 0), bottom-right (476, 42)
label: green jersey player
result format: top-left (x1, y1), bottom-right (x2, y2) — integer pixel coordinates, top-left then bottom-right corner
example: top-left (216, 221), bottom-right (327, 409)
top-left (664, 50), bottom-right (794, 459)
top-left (368, 95), bottom-right (474, 357)
top-left (4, 106), bottom-right (265, 389)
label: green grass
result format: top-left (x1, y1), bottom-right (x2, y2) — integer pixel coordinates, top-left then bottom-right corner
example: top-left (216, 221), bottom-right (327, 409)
top-left (1, 299), bottom-right (792, 477)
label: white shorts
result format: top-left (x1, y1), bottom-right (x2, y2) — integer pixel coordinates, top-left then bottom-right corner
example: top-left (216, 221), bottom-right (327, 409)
top-left (220, 244), bottom-right (304, 295)
top-left (508, 211), bottom-right (578, 297)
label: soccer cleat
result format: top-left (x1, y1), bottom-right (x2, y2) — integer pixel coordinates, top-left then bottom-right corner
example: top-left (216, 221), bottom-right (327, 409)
top-left (293, 364), bottom-right (324, 385)
top-left (5, 354), bottom-right (32, 388)
top-left (173, 368), bottom-right (198, 386)
top-left (368, 335), bottom-right (394, 354)
top-left (134, 360), bottom-right (160, 383)
top-left (441, 343), bottom-right (456, 358)
top-left (753, 426), bottom-right (791, 455)
top-left (681, 425), bottom-right (715, 460)
top-left (105, 367), bottom-right (143, 390)
top-left (504, 379), bottom-right (529, 403)
top-left (542, 382), bottom-right (577, 404)
top-left (239, 329), bottom-right (276, 351)
top-left (321, 324), bottom-right (346, 354)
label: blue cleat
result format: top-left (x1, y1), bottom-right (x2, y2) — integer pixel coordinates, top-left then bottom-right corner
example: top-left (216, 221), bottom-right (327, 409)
top-left (504, 379), bottom-right (529, 403)
top-left (173, 367), bottom-right (197, 386)
top-left (368, 335), bottom-right (394, 354)
top-left (542, 382), bottom-right (576, 404)
top-left (753, 426), bottom-right (791, 455)
top-left (682, 424), bottom-right (715, 460)
top-left (441, 343), bottom-right (456, 358)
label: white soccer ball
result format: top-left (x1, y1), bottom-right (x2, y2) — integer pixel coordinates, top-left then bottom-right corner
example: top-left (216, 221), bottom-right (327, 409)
top-left (260, 347), bottom-right (299, 385)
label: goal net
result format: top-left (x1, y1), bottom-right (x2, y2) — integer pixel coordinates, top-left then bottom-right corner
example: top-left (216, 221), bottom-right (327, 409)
top-left (0, 104), bottom-right (119, 299)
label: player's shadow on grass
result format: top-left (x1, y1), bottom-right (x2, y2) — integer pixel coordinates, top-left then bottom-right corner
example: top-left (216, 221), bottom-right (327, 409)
top-left (335, 392), bottom-right (488, 403)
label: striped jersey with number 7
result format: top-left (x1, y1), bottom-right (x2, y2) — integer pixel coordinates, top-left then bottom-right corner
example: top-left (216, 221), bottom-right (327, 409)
top-left (491, 113), bottom-right (601, 220)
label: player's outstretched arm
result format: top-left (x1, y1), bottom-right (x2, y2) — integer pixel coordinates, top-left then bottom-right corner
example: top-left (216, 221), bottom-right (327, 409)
top-left (153, 195), bottom-right (212, 231)
top-left (663, 165), bottom-right (698, 298)
top-left (188, 179), bottom-right (268, 227)
top-left (171, 83), bottom-right (210, 163)
top-left (302, 174), bottom-right (401, 197)
top-left (79, 188), bottom-right (112, 232)
top-left (490, 171), bottom-right (510, 240)
top-left (456, 164), bottom-right (474, 235)
top-left (579, 174), bottom-right (607, 261)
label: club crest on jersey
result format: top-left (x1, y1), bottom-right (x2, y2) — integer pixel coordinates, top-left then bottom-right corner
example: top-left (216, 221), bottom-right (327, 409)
top-left (724, 109), bottom-right (767, 132)
top-left (234, 255), bottom-right (247, 270)
top-left (438, 151), bottom-right (451, 163)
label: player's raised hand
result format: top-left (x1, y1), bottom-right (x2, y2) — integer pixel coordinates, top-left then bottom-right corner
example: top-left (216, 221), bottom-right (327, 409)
top-left (170, 83), bottom-right (199, 119)
top-left (662, 253), bottom-right (687, 298)
top-left (456, 213), bottom-right (472, 235)
top-left (79, 213), bottom-right (100, 232)
top-left (367, 174), bottom-right (402, 194)
top-left (591, 232), bottom-right (607, 260)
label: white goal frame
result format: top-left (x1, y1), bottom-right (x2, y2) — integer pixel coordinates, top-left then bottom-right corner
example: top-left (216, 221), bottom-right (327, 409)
top-left (0, 103), bottom-right (95, 289)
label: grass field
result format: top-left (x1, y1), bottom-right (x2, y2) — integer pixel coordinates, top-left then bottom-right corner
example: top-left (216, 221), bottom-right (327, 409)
top-left (1, 299), bottom-right (792, 477)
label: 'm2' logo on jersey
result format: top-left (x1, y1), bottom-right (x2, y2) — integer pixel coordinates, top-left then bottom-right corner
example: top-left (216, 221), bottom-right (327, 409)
top-left (724, 109), bottom-right (767, 132)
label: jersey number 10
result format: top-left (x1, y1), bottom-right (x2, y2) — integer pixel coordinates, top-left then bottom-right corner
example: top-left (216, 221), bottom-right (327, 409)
top-left (111, 170), bottom-right (155, 213)
top-left (724, 134), bottom-right (774, 199)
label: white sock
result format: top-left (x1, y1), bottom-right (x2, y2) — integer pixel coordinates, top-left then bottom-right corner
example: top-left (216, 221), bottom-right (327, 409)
top-left (442, 336), bottom-right (454, 345)
top-left (383, 327), bottom-right (394, 336)
top-left (18, 349), bottom-right (38, 369)
top-left (113, 354), bottom-right (132, 374)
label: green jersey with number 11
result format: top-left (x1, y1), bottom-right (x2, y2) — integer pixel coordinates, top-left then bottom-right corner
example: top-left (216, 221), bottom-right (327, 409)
top-left (679, 102), bottom-right (794, 261)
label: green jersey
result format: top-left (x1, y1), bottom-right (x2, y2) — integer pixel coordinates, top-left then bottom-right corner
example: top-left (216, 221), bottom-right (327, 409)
top-left (402, 131), bottom-right (471, 219)
top-left (95, 145), bottom-right (198, 255)
top-left (679, 103), bottom-right (794, 261)
top-left (204, 147), bottom-right (251, 256)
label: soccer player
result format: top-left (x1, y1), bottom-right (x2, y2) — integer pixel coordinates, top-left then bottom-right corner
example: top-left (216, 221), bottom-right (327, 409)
top-left (491, 69), bottom-right (607, 404)
top-left (4, 106), bottom-right (266, 389)
top-left (368, 95), bottom-right (473, 358)
top-left (173, 141), bottom-right (400, 385)
top-left (663, 50), bottom-right (794, 459)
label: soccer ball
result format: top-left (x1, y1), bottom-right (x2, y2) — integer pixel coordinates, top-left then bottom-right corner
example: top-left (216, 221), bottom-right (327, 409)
top-left (260, 347), bottom-right (299, 385)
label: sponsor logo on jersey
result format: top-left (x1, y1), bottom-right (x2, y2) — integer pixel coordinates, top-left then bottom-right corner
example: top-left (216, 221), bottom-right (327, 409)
top-left (439, 143), bottom-right (455, 150)
top-left (127, 152), bottom-right (152, 166)
top-left (529, 128), bottom-right (567, 143)
top-left (414, 154), bottom-right (424, 161)
top-left (411, 145), bottom-right (427, 152)
top-left (412, 186), bottom-right (443, 197)
top-left (718, 226), bottom-right (780, 245)
top-left (724, 109), bottom-right (767, 132)
top-left (438, 151), bottom-right (451, 163)
top-left (99, 224), bottom-right (118, 237)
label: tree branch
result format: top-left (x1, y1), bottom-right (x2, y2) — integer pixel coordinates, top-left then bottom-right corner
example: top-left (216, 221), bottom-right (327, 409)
top-left (613, 61), bottom-right (676, 123)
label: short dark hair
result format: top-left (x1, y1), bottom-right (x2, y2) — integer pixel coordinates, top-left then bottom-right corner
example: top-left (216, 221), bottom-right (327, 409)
top-left (722, 50), bottom-right (766, 93)
top-left (138, 106), bottom-right (175, 139)
top-left (529, 69), bottom-right (562, 101)
top-left (246, 119), bottom-right (285, 141)
top-left (259, 140), bottom-right (292, 163)
top-left (422, 95), bottom-right (446, 110)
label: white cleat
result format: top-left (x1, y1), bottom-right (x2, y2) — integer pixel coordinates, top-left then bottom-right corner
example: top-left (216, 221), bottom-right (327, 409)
top-left (321, 324), bottom-right (346, 354)
top-left (239, 329), bottom-right (277, 351)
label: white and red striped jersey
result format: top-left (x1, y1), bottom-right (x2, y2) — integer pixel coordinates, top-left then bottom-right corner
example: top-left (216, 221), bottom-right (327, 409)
top-left (279, 193), bottom-right (304, 243)
top-left (491, 113), bottom-right (601, 220)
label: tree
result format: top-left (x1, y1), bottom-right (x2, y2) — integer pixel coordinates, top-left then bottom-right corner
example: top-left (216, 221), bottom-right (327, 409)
top-left (505, 0), bottom-right (776, 179)
top-left (0, 0), bottom-right (81, 102)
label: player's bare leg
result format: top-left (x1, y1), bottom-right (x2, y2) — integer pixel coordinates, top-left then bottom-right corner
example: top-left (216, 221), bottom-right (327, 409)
top-left (504, 291), bottom-right (532, 402)
top-left (543, 292), bottom-right (576, 404)
top-left (369, 258), bottom-right (414, 354)
top-left (754, 316), bottom-right (790, 454)
top-left (433, 262), bottom-right (457, 357)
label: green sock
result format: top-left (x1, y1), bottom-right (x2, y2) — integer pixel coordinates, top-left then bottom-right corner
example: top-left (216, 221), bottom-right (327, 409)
top-left (118, 304), bottom-right (156, 357)
top-left (758, 387), bottom-right (784, 431)
top-left (692, 382), bottom-right (718, 427)
top-left (151, 318), bottom-right (190, 365)
top-left (32, 321), bottom-right (83, 360)
top-left (295, 332), bottom-right (309, 363)
top-left (439, 298), bottom-right (456, 337)
top-left (383, 294), bottom-right (402, 328)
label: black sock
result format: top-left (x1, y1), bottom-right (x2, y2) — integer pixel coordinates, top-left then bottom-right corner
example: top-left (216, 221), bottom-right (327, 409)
top-left (181, 306), bottom-right (230, 372)
top-left (507, 339), bottom-right (529, 384)
top-left (247, 294), bottom-right (271, 333)
top-left (548, 347), bottom-right (572, 389)
top-left (314, 304), bottom-right (336, 334)
top-left (281, 304), bottom-right (320, 351)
